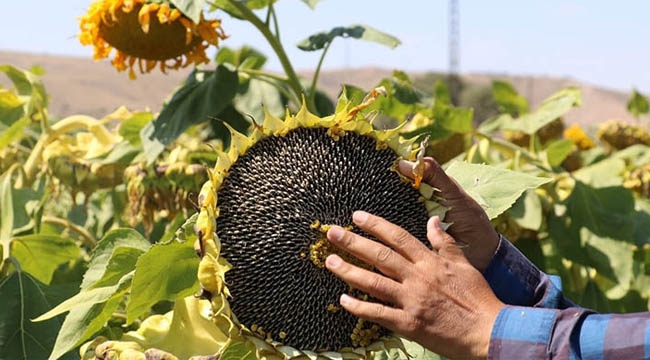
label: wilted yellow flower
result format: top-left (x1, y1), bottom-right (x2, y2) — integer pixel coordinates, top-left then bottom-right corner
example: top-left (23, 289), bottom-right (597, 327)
top-left (563, 124), bottom-right (595, 150)
top-left (78, 0), bottom-right (227, 79)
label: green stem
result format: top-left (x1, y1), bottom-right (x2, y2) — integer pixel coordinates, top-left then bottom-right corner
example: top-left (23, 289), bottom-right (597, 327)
top-left (227, 0), bottom-right (307, 110)
top-left (307, 40), bottom-right (332, 112)
top-left (41, 216), bottom-right (97, 249)
top-left (270, 2), bottom-right (281, 41)
top-left (239, 68), bottom-right (288, 83)
top-left (475, 132), bottom-right (553, 172)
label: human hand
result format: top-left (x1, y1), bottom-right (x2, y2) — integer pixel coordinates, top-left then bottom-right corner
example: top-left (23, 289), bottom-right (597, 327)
top-left (399, 157), bottom-right (499, 271)
top-left (325, 211), bottom-right (504, 359)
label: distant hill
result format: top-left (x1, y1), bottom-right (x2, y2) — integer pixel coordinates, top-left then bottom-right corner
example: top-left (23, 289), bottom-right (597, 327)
top-left (0, 51), bottom-right (639, 127)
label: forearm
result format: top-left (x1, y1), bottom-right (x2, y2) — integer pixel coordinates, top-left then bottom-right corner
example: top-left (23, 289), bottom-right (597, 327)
top-left (490, 306), bottom-right (650, 359)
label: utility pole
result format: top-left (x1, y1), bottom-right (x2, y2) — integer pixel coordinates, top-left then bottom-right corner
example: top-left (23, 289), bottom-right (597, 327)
top-left (448, 0), bottom-right (461, 104)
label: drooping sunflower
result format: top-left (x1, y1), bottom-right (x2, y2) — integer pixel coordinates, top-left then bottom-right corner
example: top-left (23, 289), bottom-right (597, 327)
top-left (81, 90), bottom-right (446, 359)
top-left (192, 89), bottom-right (445, 359)
top-left (78, 0), bottom-right (227, 79)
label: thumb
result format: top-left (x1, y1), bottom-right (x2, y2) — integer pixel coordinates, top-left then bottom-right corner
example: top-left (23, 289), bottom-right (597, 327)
top-left (427, 216), bottom-right (466, 261)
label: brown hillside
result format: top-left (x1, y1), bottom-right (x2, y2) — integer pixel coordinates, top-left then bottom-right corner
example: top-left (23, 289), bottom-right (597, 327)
top-left (0, 51), bottom-right (639, 128)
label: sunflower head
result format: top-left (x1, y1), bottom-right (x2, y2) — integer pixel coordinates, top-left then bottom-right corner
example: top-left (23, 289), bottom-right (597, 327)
top-left (597, 119), bottom-right (650, 150)
top-left (79, 0), bottom-right (227, 79)
top-left (563, 124), bottom-right (595, 150)
top-left (193, 90), bottom-right (446, 358)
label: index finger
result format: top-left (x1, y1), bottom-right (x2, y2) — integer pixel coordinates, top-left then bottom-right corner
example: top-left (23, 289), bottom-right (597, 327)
top-left (398, 157), bottom-right (464, 203)
top-left (352, 211), bottom-right (429, 263)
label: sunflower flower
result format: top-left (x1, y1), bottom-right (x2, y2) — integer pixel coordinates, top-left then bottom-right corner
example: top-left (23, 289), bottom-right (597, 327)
top-left (563, 124), bottom-right (595, 150)
top-left (78, 0), bottom-right (227, 79)
top-left (82, 90), bottom-right (447, 359)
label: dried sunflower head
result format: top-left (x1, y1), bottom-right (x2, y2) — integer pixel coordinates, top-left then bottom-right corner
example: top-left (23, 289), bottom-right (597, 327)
top-left (81, 90), bottom-right (446, 359)
top-left (78, 0), bottom-right (227, 79)
top-left (194, 91), bottom-right (445, 359)
top-left (597, 119), bottom-right (650, 150)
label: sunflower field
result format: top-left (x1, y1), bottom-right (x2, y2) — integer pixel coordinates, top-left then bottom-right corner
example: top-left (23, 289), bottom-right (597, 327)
top-left (2, 0), bottom-right (650, 359)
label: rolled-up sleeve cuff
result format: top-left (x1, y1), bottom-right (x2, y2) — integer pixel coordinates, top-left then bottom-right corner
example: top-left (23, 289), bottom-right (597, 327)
top-left (489, 306), bottom-right (557, 359)
top-left (483, 236), bottom-right (543, 305)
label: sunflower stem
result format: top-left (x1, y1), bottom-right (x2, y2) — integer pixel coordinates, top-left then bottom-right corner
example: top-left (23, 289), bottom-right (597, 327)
top-left (307, 40), bottom-right (332, 113)
top-left (227, 0), bottom-right (307, 111)
top-left (41, 216), bottom-right (97, 249)
top-left (269, 2), bottom-right (281, 41)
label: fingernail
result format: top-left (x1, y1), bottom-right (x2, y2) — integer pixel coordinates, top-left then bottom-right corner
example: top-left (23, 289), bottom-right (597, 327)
top-left (398, 160), bottom-right (414, 175)
top-left (326, 254), bottom-right (341, 268)
top-left (340, 293), bottom-right (353, 306)
top-left (398, 159), bottom-right (414, 169)
top-left (328, 226), bottom-right (344, 242)
top-left (429, 216), bottom-right (442, 230)
top-left (352, 211), bottom-right (369, 225)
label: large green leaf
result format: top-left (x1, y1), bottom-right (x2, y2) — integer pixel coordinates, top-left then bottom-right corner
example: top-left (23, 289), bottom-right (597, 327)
top-left (233, 77), bottom-right (286, 123)
top-left (45, 275), bottom-right (132, 360)
top-left (0, 267), bottom-right (78, 360)
top-left (126, 240), bottom-right (200, 323)
top-left (0, 89), bottom-right (25, 127)
top-left (433, 102), bottom-right (474, 133)
top-left (216, 46), bottom-right (268, 70)
top-left (0, 117), bottom-right (30, 150)
top-left (502, 88), bottom-right (581, 135)
top-left (90, 246), bottom-right (146, 289)
top-left (10, 235), bottom-right (80, 285)
top-left (492, 80), bottom-right (529, 116)
top-left (33, 279), bottom-right (129, 321)
top-left (509, 189), bottom-right (543, 231)
top-left (220, 341), bottom-right (257, 360)
top-left (0, 65), bottom-right (48, 150)
top-left (611, 144), bottom-right (650, 167)
top-left (445, 162), bottom-right (552, 219)
top-left (544, 139), bottom-right (576, 167)
top-left (80, 229), bottom-right (150, 290)
top-left (566, 182), bottom-right (636, 241)
top-left (297, 24), bottom-right (401, 51)
top-left (583, 228), bottom-right (634, 299)
top-left (573, 157), bottom-right (625, 188)
top-left (209, 0), bottom-right (272, 19)
top-left (169, 0), bottom-right (206, 23)
top-left (119, 112), bottom-right (153, 146)
top-left (627, 89), bottom-right (649, 118)
top-left (141, 66), bottom-right (239, 163)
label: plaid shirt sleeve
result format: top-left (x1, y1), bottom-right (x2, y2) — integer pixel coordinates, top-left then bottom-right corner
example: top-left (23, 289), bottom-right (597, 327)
top-left (483, 236), bottom-right (650, 359)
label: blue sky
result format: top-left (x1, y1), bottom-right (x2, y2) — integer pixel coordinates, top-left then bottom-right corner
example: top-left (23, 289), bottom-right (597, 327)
top-left (1, 1), bottom-right (649, 92)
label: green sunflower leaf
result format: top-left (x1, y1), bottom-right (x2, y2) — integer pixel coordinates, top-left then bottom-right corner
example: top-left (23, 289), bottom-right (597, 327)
top-left (126, 240), bottom-right (200, 324)
top-left (141, 66), bottom-right (238, 163)
top-left (445, 162), bottom-right (552, 220)
top-left (544, 139), bottom-right (576, 167)
top-left (169, 0), bottom-right (206, 23)
top-left (500, 87), bottom-right (581, 135)
top-left (45, 274), bottom-right (133, 360)
top-left (10, 234), bottom-right (80, 285)
top-left (220, 341), bottom-right (257, 360)
top-left (492, 80), bottom-right (529, 116)
top-left (80, 228), bottom-right (150, 290)
top-left (627, 89), bottom-right (649, 118)
top-left (301, 0), bottom-right (321, 9)
top-left (119, 112), bottom-right (153, 146)
top-left (0, 265), bottom-right (78, 360)
top-left (297, 24), bottom-right (401, 51)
